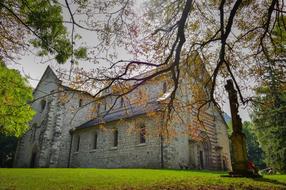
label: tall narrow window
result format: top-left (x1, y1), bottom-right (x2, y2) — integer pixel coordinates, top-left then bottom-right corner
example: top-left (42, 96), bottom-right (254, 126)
top-left (31, 123), bottom-right (37, 142)
top-left (76, 136), bottom-right (80, 152)
top-left (113, 129), bottom-right (118, 147)
top-left (139, 125), bottom-right (146, 144)
top-left (120, 97), bottom-right (124, 108)
top-left (93, 132), bottom-right (98, 149)
top-left (104, 99), bottom-right (107, 111)
top-left (40, 99), bottom-right (46, 112)
top-left (163, 82), bottom-right (167, 93)
top-left (199, 150), bottom-right (204, 169)
top-left (79, 99), bottom-right (83, 107)
top-left (97, 103), bottom-right (101, 114)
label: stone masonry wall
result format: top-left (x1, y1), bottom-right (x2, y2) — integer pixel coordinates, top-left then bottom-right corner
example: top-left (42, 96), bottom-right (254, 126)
top-left (14, 67), bottom-right (60, 167)
top-left (70, 115), bottom-right (162, 168)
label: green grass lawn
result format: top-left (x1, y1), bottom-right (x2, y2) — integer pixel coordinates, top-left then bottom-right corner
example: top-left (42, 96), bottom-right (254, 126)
top-left (0, 169), bottom-right (285, 190)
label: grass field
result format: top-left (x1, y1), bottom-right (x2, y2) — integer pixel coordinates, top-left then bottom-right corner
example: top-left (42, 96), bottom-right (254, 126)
top-left (0, 169), bottom-right (285, 190)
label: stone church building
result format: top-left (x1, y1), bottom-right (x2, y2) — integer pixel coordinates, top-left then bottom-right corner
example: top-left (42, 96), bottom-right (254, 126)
top-left (14, 60), bottom-right (231, 170)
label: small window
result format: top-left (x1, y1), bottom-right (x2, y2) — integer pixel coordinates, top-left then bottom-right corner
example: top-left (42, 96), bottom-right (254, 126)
top-left (97, 103), bottom-right (101, 113)
top-left (31, 123), bottom-right (37, 142)
top-left (120, 97), bottom-right (124, 108)
top-left (79, 99), bottom-right (83, 107)
top-left (104, 99), bottom-right (107, 111)
top-left (113, 129), bottom-right (118, 147)
top-left (32, 124), bottom-right (37, 139)
top-left (40, 99), bottom-right (46, 111)
top-left (163, 82), bottom-right (167, 93)
top-left (93, 132), bottom-right (98, 149)
top-left (32, 123), bottom-right (37, 128)
top-left (139, 125), bottom-right (146, 144)
top-left (76, 136), bottom-right (80, 152)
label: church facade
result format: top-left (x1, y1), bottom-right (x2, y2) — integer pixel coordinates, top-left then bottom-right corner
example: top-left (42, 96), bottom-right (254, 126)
top-left (14, 63), bottom-right (231, 170)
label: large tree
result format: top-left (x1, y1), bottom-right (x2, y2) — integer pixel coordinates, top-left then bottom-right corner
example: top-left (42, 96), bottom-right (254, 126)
top-left (250, 15), bottom-right (286, 173)
top-left (251, 62), bottom-right (286, 172)
top-left (39, 0), bottom-right (284, 116)
top-left (0, 0), bottom-right (86, 64)
top-left (1, 0), bottom-right (285, 112)
top-left (1, 0), bottom-right (285, 135)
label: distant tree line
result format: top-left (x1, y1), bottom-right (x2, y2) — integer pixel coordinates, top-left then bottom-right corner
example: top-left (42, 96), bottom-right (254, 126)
top-left (0, 134), bottom-right (18, 168)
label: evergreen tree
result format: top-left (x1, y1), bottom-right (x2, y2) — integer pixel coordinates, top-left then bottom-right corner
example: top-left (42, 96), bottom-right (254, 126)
top-left (251, 15), bottom-right (286, 173)
top-left (251, 59), bottom-right (286, 172)
top-left (0, 134), bottom-right (18, 168)
top-left (243, 121), bottom-right (266, 169)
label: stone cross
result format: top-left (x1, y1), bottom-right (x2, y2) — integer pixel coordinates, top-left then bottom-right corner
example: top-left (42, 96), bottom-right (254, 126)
top-left (225, 79), bottom-right (249, 176)
top-left (225, 80), bottom-right (243, 133)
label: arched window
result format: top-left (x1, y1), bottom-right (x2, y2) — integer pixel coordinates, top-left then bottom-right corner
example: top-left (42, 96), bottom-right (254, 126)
top-left (139, 125), bottom-right (146, 144)
top-left (75, 135), bottom-right (80, 152)
top-left (93, 132), bottom-right (98, 149)
top-left (31, 123), bottom-right (37, 141)
top-left (40, 99), bottom-right (46, 112)
top-left (79, 99), bottom-right (83, 107)
top-left (113, 129), bottom-right (118, 147)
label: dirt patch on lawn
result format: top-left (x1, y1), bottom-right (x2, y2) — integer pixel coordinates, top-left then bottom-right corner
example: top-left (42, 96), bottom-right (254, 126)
top-left (115, 183), bottom-right (286, 190)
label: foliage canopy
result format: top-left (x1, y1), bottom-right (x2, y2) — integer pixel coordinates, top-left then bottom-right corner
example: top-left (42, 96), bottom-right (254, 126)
top-left (0, 62), bottom-right (35, 137)
top-left (1, 0), bottom-right (285, 142)
top-left (0, 0), bottom-right (86, 64)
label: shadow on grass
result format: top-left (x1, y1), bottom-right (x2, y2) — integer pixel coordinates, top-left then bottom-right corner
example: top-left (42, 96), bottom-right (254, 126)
top-left (154, 168), bottom-right (227, 175)
top-left (221, 174), bottom-right (286, 188)
top-left (253, 177), bottom-right (286, 187)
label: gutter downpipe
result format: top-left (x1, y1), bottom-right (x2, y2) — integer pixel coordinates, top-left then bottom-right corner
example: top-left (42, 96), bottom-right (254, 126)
top-left (160, 112), bottom-right (165, 168)
top-left (67, 128), bottom-right (74, 168)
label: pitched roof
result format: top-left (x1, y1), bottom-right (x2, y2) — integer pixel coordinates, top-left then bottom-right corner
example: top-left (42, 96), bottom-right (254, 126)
top-left (75, 85), bottom-right (175, 130)
top-left (32, 66), bottom-right (61, 95)
top-left (76, 100), bottom-right (162, 130)
top-left (34, 66), bottom-right (94, 97)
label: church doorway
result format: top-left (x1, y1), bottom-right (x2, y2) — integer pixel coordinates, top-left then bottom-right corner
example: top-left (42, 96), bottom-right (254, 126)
top-left (30, 152), bottom-right (37, 168)
top-left (199, 150), bottom-right (204, 169)
top-left (197, 142), bottom-right (210, 169)
top-left (189, 132), bottom-right (212, 169)
top-left (200, 141), bottom-right (211, 169)
top-left (30, 145), bottom-right (38, 168)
